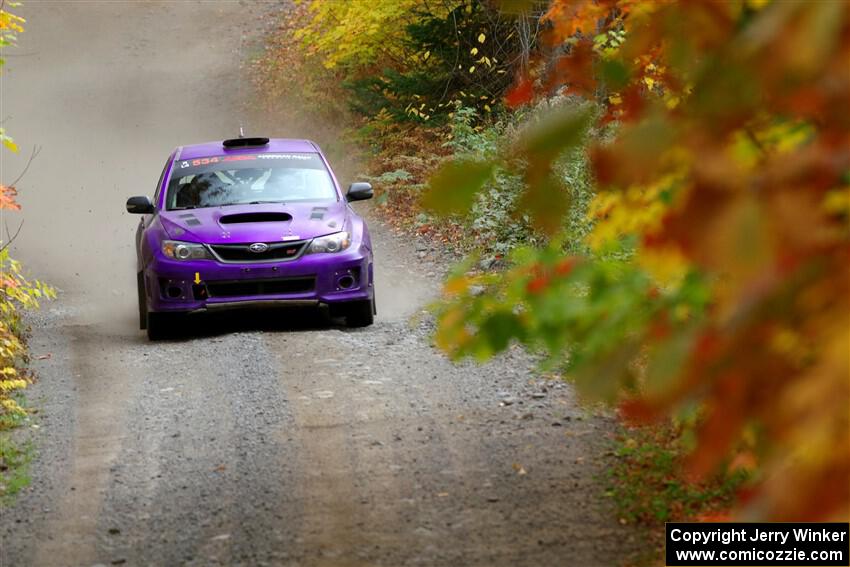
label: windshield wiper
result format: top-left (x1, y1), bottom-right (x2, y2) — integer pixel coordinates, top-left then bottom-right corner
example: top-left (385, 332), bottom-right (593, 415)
top-left (215, 201), bottom-right (287, 206)
top-left (173, 201), bottom-right (288, 210)
top-left (212, 201), bottom-right (285, 207)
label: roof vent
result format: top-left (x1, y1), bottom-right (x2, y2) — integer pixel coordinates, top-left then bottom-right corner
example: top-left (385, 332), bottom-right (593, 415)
top-left (222, 137), bottom-right (270, 149)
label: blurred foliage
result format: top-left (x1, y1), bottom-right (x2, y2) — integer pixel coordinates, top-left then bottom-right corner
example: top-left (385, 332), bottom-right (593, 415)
top-left (422, 100), bottom-right (596, 260)
top-left (428, 0), bottom-right (849, 521)
top-left (443, 106), bottom-right (535, 256)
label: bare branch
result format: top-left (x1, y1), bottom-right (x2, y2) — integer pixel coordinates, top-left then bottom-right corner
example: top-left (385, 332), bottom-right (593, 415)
top-left (8, 145), bottom-right (41, 188)
top-left (0, 219), bottom-right (23, 254)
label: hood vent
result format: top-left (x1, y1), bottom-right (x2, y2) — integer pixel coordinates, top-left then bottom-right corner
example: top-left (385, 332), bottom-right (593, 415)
top-left (219, 212), bottom-right (292, 224)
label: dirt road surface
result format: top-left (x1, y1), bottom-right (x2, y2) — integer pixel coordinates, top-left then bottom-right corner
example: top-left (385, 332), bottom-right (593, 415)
top-left (0, 2), bottom-right (643, 566)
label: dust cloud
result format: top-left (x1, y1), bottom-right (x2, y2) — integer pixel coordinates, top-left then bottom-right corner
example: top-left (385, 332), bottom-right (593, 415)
top-left (0, 2), bottom-right (323, 330)
top-left (0, 1), bottom-right (427, 331)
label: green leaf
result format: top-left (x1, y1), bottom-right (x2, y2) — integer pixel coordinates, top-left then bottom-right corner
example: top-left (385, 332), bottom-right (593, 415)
top-left (519, 171), bottom-right (571, 235)
top-left (600, 59), bottom-right (630, 91)
top-left (519, 106), bottom-right (593, 160)
top-left (479, 310), bottom-right (524, 352)
top-left (422, 159), bottom-right (495, 215)
top-left (512, 106), bottom-right (593, 233)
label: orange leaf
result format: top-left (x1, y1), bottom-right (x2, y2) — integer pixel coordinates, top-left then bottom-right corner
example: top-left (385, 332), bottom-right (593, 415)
top-left (0, 184), bottom-right (21, 211)
top-left (526, 274), bottom-right (550, 295)
top-left (505, 75), bottom-right (534, 108)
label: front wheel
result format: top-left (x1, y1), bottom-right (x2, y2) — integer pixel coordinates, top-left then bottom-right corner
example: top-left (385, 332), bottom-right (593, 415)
top-left (345, 296), bottom-right (375, 328)
top-left (146, 311), bottom-right (184, 341)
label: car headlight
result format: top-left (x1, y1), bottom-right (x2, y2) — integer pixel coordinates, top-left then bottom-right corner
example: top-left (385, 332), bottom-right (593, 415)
top-left (308, 231), bottom-right (351, 254)
top-left (161, 240), bottom-right (211, 260)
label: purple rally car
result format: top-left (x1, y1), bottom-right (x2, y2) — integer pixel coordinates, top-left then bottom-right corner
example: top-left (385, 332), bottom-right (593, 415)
top-left (126, 137), bottom-right (375, 340)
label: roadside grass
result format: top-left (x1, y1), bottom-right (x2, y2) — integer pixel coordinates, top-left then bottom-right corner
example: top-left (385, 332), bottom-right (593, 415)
top-left (0, 395), bottom-right (29, 430)
top-left (0, 392), bottom-right (35, 503)
top-left (0, 434), bottom-right (33, 502)
top-left (602, 423), bottom-right (751, 564)
top-left (606, 423), bottom-right (750, 527)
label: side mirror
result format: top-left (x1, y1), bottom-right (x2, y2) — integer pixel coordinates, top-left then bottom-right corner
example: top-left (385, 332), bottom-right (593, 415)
top-left (126, 196), bottom-right (155, 214)
top-left (346, 182), bottom-right (373, 202)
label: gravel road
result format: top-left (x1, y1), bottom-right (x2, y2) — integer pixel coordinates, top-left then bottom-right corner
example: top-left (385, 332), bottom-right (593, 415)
top-left (0, 2), bottom-right (643, 566)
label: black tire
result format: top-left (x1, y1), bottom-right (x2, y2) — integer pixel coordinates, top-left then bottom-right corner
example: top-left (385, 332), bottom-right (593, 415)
top-left (146, 311), bottom-right (183, 341)
top-left (137, 271), bottom-right (148, 330)
top-left (345, 297), bottom-right (375, 328)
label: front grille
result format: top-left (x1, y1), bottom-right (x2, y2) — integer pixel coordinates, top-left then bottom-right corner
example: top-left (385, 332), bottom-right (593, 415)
top-left (206, 277), bottom-right (316, 298)
top-left (209, 240), bottom-right (307, 262)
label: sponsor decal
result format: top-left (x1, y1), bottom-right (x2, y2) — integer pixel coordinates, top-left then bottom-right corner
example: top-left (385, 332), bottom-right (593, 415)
top-left (256, 154), bottom-right (311, 160)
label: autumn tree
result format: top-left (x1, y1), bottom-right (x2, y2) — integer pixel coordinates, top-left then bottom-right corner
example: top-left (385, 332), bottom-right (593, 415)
top-left (294, 0), bottom-right (547, 123)
top-left (427, 0), bottom-right (849, 521)
top-left (0, 4), bottom-right (54, 430)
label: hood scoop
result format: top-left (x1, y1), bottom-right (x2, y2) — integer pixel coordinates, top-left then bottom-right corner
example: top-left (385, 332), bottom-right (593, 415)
top-left (219, 212), bottom-right (292, 224)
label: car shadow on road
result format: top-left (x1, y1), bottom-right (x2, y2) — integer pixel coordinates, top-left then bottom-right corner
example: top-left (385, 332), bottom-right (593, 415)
top-left (150, 306), bottom-right (357, 342)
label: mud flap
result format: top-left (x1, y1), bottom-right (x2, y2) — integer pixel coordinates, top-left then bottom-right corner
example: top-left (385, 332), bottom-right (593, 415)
top-left (137, 271), bottom-right (147, 330)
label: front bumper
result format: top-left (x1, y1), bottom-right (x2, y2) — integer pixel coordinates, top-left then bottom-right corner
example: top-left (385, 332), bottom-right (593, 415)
top-left (144, 246), bottom-right (373, 313)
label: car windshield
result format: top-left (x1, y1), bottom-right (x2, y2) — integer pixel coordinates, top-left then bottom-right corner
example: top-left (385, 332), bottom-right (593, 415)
top-left (165, 152), bottom-right (337, 210)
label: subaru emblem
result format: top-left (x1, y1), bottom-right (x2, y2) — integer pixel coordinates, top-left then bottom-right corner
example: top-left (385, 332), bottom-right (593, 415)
top-left (248, 242), bottom-right (269, 253)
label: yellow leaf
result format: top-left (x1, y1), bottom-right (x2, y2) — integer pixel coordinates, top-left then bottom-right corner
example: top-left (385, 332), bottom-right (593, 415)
top-left (469, 65), bottom-right (475, 73)
top-left (664, 93), bottom-right (680, 109)
top-left (470, 47), bottom-right (478, 56)
top-left (478, 33), bottom-right (486, 43)
top-left (746, 0), bottom-right (770, 9)
top-left (823, 186), bottom-right (850, 216)
top-left (2, 138), bottom-right (18, 153)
